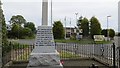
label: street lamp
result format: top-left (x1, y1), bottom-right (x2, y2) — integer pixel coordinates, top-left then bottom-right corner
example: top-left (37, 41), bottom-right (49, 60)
top-left (75, 13), bottom-right (78, 26)
top-left (64, 17), bottom-right (67, 40)
top-left (107, 15), bottom-right (111, 41)
top-left (70, 18), bottom-right (71, 37)
top-left (75, 13), bottom-right (79, 40)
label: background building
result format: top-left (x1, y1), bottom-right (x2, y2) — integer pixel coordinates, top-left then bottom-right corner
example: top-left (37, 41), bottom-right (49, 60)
top-left (64, 27), bottom-right (76, 38)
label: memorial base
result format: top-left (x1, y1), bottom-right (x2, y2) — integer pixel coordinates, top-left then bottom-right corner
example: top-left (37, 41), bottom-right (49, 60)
top-left (27, 46), bottom-right (63, 68)
top-left (27, 64), bottom-right (63, 68)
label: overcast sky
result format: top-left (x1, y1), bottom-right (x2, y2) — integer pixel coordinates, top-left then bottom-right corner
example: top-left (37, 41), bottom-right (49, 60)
top-left (1, 0), bottom-right (120, 32)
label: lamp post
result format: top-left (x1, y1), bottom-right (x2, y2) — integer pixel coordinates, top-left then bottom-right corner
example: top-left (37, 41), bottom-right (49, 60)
top-left (107, 15), bottom-right (111, 41)
top-left (75, 13), bottom-right (79, 40)
top-left (75, 13), bottom-right (78, 27)
top-left (70, 18), bottom-right (71, 37)
top-left (64, 17), bottom-right (67, 40)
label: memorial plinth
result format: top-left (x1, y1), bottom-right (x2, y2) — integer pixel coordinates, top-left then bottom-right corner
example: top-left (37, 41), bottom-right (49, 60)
top-left (27, 46), bottom-right (62, 67)
top-left (27, 26), bottom-right (63, 68)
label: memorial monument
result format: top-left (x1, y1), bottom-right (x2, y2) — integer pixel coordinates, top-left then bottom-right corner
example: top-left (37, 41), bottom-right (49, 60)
top-left (27, 0), bottom-right (63, 68)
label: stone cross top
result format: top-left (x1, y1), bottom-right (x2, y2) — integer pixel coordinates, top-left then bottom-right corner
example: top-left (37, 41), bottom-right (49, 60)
top-left (42, 0), bottom-right (48, 25)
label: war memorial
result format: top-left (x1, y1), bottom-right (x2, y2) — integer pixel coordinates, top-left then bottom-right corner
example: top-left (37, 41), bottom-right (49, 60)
top-left (27, 0), bottom-right (63, 68)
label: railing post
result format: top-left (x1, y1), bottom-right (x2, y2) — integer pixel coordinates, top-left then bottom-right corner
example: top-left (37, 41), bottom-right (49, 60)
top-left (117, 46), bottom-right (120, 68)
top-left (113, 43), bottom-right (116, 68)
top-left (9, 42), bottom-right (12, 61)
top-left (119, 48), bottom-right (120, 68)
top-left (55, 42), bottom-right (56, 49)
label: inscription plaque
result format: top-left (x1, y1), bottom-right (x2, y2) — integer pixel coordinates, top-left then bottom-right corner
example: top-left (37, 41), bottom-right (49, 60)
top-left (35, 26), bottom-right (55, 46)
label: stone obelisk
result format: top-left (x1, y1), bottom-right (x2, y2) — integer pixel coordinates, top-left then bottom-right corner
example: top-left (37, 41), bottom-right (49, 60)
top-left (27, 0), bottom-right (63, 68)
top-left (42, 0), bottom-right (48, 25)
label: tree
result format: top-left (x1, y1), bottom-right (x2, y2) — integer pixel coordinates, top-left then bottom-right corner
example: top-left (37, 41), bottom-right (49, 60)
top-left (90, 16), bottom-right (102, 39)
top-left (9, 15), bottom-right (26, 25)
top-left (80, 17), bottom-right (89, 37)
top-left (53, 21), bottom-right (65, 39)
top-left (21, 27), bottom-right (33, 38)
top-left (101, 29), bottom-right (107, 37)
top-left (0, 1), bottom-right (11, 58)
top-left (109, 29), bottom-right (115, 38)
top-left (0, 1), bottom-right (8, 46)
top-left (24, 22), bottom-right (36, 33)
top-left (10, 24), bottom-right (33, 39)
top-left (11, 24), bottom-right (23, 38)
top-left (8, 15), bottom-right (36, 39)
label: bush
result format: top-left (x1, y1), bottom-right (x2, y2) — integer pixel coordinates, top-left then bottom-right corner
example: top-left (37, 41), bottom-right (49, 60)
top-left (70, 36), bottom-right (76, 40)
top-left (109, 29), bottom-right (115, 38)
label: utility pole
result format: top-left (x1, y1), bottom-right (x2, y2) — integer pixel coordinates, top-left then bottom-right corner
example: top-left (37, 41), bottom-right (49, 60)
top-left (107, 16), bottom-right (111, 41)
top-left (75, 13), bottom-right (78, 27)
top-left (70, 18), bottom-right (71, 38)
top-left (64, 17), bottom-right (66, 40)
top-left (75, 13), bottom-right (79, 40)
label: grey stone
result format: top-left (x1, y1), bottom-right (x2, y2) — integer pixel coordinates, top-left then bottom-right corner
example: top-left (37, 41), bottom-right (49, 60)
top-left (27, 46), bottom-right (60, 66)
top-left (27, 26), bottom-right (63, 68)
top-left (35, 26), bottom-right (55, 46)
top-left (42, 0), bottom-right (48, 25)
top-left (27, 64), bottom-right (63, 68)
top-left (27, 0), bottom-right (62, 68)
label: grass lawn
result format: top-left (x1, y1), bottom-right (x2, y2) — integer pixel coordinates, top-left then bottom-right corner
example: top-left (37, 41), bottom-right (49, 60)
top-left (55, 39), bottom-right (112, 44)
top-left (59, 51), bottom-right (80, 59)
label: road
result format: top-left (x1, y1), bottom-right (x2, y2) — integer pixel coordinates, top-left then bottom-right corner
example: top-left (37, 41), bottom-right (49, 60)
top-left (8, 36), bottom-right (120, 46)
top-left (8, 39), bottom-right (35, 45)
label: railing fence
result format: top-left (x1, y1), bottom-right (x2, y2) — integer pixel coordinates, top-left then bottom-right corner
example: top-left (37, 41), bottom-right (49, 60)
top-left (2, 42), bottom-right (120, 68)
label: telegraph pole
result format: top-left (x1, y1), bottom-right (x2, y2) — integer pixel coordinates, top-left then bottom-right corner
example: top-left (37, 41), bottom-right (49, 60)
top-left (64, 17), bottom-right (66, 40)
top-left (107, 16), bottom-right (111, 41)
top-left (70, 18), bottom-right (71, 38)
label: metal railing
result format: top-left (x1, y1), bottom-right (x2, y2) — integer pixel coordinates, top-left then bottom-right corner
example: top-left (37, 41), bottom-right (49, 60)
top-left (2, 42), bottom-right (120, 68)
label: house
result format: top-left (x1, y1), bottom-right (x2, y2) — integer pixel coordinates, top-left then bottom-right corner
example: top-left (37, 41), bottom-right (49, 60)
top-left (64, 27), bottom-right (76, 38)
